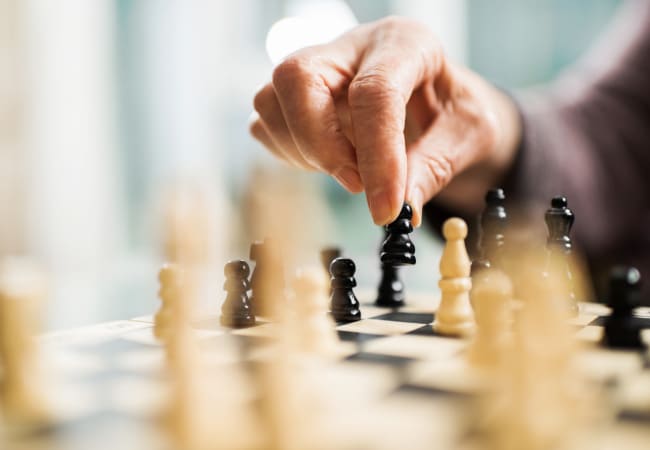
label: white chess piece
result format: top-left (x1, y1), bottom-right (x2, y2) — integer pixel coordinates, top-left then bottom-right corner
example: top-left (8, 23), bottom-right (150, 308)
top-left (433, 218), bottom-right (475, 336)
top-left (154, 263), bottom-right (182, 341)
top-left (0, 259), bottom-right (50, 425)
top-left (467, 268), bottom-right (513, 369)
top-left (290, 268), bottom-right (339, 356)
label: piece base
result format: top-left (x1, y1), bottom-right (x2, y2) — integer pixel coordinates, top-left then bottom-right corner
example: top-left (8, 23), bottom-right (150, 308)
top-left (220, 315), bottom-right (256, 328)
top-left (330, 310), bottom-right (362, 323)
top-left (374, 296), bottom-right (405, 308)
top-left (432, 320), bottom-right (475, 337)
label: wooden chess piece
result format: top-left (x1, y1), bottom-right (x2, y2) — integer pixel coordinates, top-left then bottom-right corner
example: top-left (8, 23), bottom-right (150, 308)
top-left (291, 268), bottom-right (339, 355)
top-left (250, 238), bottom-right (285, 317)
top-left (472, 188), bottom-right (507, 274)
top-left (154, 263), bottom-right (182, 341)
top-left (320, 247), bottom-right (341, 294)
top-left (544, 196), bottom-right (578, 316)
top-left (380, 203), bottom-right (416, 266)
top-left (467, 268), bottom-right (513, 370)
top-left (433, 218), bottom-right (475, 336)
top-left (602, 266), bottom-right (645, 349)
top-left (221, 260), bottom-right (255, 328)
top-left (329, 258), bottom-right (361, 323)
top-left (0, 260), bottom-right (50, 425)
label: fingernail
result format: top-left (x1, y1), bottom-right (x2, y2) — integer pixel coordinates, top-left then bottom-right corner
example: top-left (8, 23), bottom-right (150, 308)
top-left (334, 168), bottom-right (363, 192)
top-left (368, 189), bottom-right (394, 225)
top-left (408, 187), bottom-right (423, 228)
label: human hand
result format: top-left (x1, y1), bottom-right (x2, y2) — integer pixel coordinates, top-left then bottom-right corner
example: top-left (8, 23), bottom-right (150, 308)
top-left (251, 17), bottom-right (520, 226)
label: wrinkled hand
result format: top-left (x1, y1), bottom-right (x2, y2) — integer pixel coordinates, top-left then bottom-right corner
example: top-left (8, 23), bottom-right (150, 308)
top-left (251, 17), bottom-right (519, 226)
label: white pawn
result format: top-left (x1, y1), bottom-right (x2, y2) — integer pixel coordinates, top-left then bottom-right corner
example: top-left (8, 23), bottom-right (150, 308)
top-left (433, 218), bottom-right (475, 336)
top-left (154, 263), bottom-right (183, 342)
top-left (467, 268), bottom-right (513, 369)
top-left (0, 259), bottom-right (50, 425)
top-left (290, 268), bottom-right (339, 356)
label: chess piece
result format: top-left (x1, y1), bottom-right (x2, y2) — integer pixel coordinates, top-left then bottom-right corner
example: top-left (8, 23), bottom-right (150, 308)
top-left (320, 247), bottom-right (341, 293)
top-left (154, 263), bottom-right (183, 341)
top-left (376, 229), bottom-right (405, 307)
top-left (375, 263), bottom-right (405, 308)
top-left (472, 188), bottom-right (507, 274)
top-left (250, 238), bottom-right (285, 317)
top-left (329, 258), bottom-right (361, 322)
top-left (483, 260), bottom-right (584, 450)
top-left (221, 260), bottom-right (255, 328)
top-left (433, 218), bottom-right (475, 336)
top-left (602, 266), bottom-right (645, 349)
top-left (0, 259), bottom-right (50, 425)
top-left (544, 196), bottom-right (578, 316)
top-left (291, 268), bottom-right (339, 355)
top-left (467, 268), bottom-right (513, 369)
top-left (380, 203), bottom-right (416, 266)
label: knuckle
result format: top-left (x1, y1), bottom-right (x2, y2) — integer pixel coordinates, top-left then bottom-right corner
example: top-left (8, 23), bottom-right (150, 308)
top-left (418, 153), bottom-right (456, 190)
top-left (253, 85), bottom-right (274, 114)
top-left (249, 119), bottom-right (262, 138)
top-left (272, 56), bottom-right (313, 93)
top-left (377, 15), bottom-right (411, 30)
top-left (348, 72), bottom-right (403, 109)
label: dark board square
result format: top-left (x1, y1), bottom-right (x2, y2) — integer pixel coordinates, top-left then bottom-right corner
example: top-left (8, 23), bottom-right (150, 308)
top-left (618, 409), bottom-right (650, 423)
top-left (345, 352), bottom-right (416, 368)
top-left (590, 316), bottom-right (650, 329)
top-left (372, 312), bottom-right (434, 324)
top-left (337, 331), bottom-right (384, 343)
top-left (406, 324), bottom-right (454, 338)
top-left (392, 383), bottom-right (470, 399)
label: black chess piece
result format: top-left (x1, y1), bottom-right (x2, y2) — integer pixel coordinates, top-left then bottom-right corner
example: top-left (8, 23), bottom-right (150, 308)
top-left (249, 238), bottom-right (284, 316)
top-left (375, 230), bottom-right (405, 307)
top-left (375, 264), bottom-right (405, 307)
top-left (602, 266), bottom-right (645, 349)
top-left (329, 257), bottom-right (361, 322)
top-left (472, 188), bottom-right (507, 274)
top-left (380, 203), bottom-right (416, 266)
top-left (221, 260), bottom-right (255, 328)
top-left (544, 196), bottom-right (578, 316)
top-left (545, 196), bottom-right (574, 253)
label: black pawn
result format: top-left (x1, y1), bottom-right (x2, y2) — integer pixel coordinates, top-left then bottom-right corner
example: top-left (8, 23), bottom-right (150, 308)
top-left (221, 260), bottom-right (255, 328)
top-left (375, 264), bottom-right (404, 307)
top-left (602, 266), bottom-right (645, 349)
top-left (472, 188), bottom-right (507, 274)
top-left (375, 230), bottom-right (404, 307)
top-left (544, 196), bottom-right (578, 316)
top-left (329, 258), bottom-right (361, 323)
top-left (380, 203), bottom-right (416, 266)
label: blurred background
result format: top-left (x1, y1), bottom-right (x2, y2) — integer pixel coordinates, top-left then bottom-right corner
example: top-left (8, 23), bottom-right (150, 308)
top-left (0, 0), bottom-right (622, 329)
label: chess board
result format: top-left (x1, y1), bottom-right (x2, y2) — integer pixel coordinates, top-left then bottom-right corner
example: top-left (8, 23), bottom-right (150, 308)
top-left (6, 291), bottom-right (650, 450)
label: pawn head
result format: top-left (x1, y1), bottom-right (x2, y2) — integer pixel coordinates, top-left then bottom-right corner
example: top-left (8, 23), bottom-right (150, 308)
top-left (442, 217), bottom-right (468, 240)
top-left (330, 257), bottom-right (356, 278)
top-left (158, 263), bottom-right (182, 284)
top-left (485, 188), bottom-right (505, 204)
top-left (607, 266), bottom-right (641, 309)
top-left (224, 260), bottom-right (250, 279)
top-left (397, 203), bottom-right (413, 221)
top-left (551, 196), bottom-right (568, 209)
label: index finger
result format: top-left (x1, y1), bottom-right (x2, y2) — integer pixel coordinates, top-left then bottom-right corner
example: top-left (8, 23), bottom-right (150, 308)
top-left (347, 18), bottom-right (442, 225)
